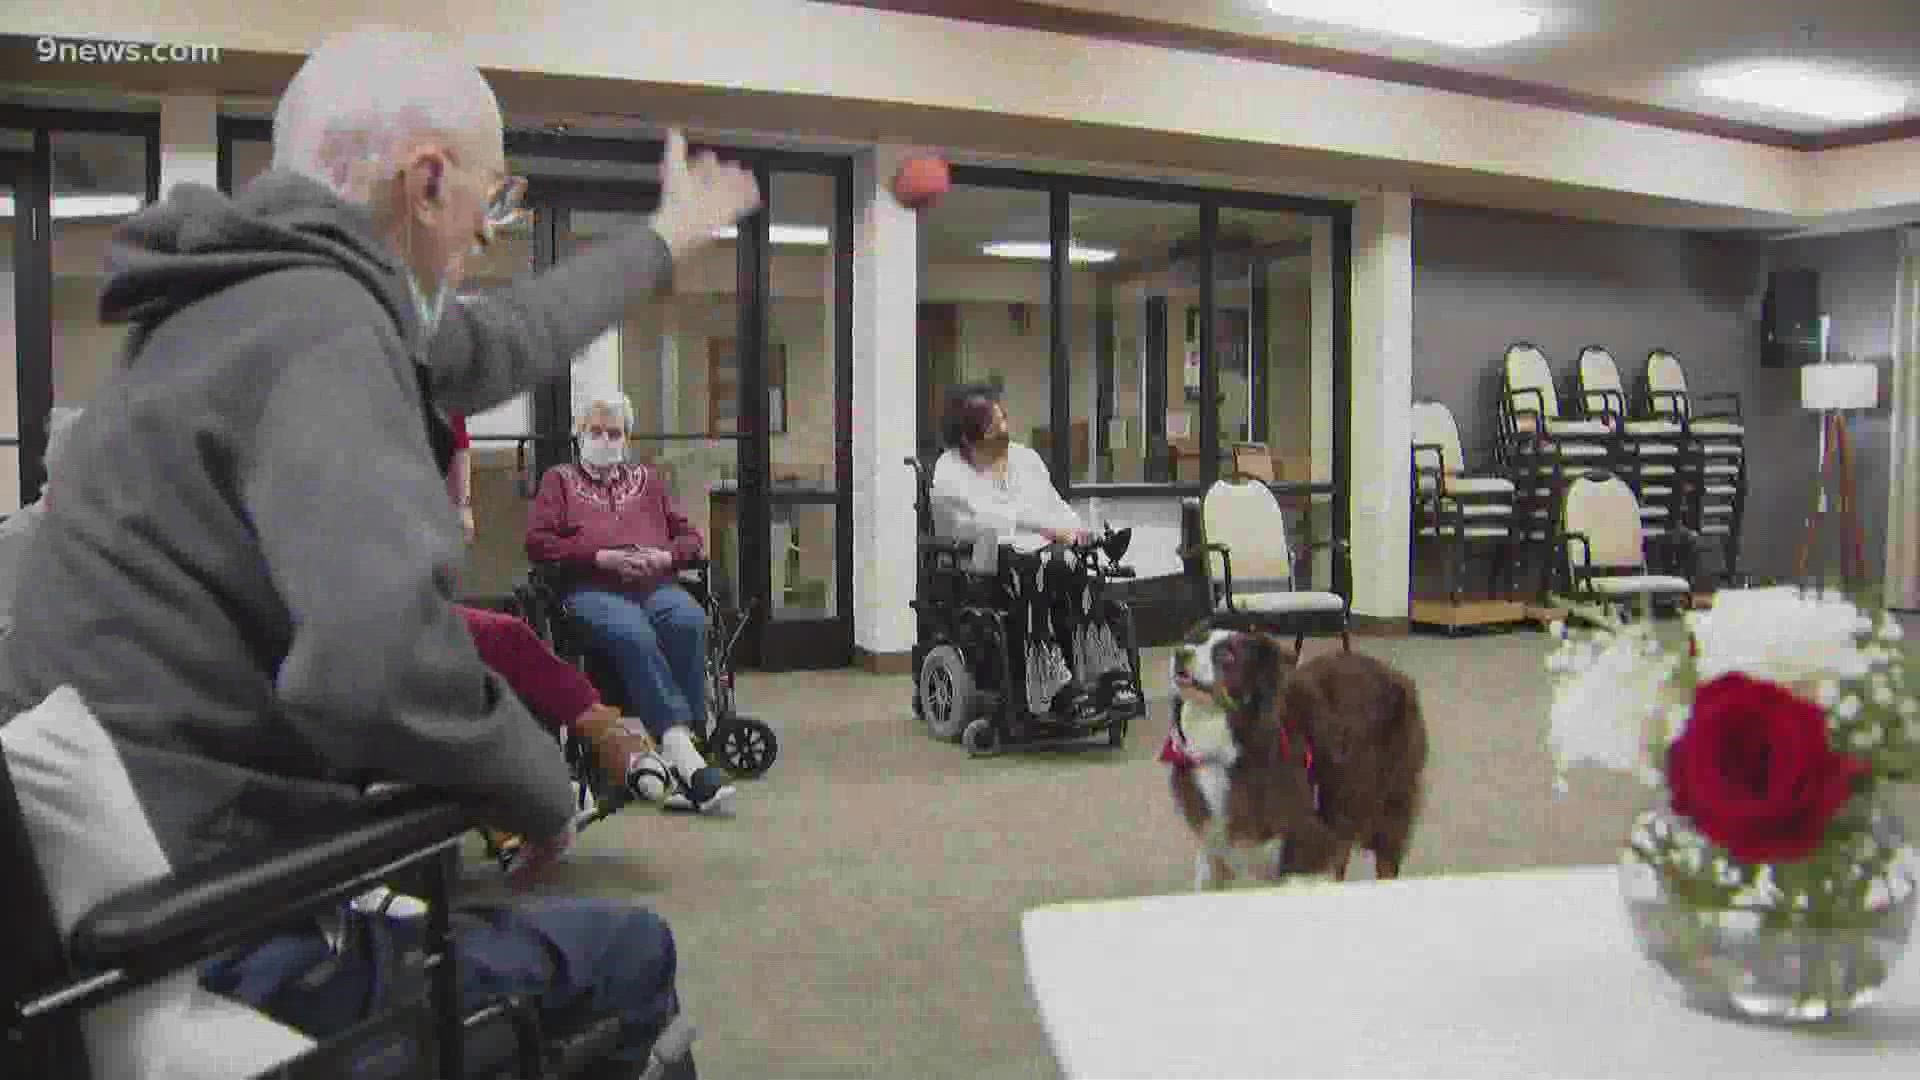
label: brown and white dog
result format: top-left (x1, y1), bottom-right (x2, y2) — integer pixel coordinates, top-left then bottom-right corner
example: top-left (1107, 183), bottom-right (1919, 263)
top-left (1163, 624), bottom-right (1428, 890)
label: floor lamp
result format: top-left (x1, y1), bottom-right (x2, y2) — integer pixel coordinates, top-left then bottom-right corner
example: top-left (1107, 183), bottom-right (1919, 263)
top-left (1795, 359), bottom-right (1880, 588)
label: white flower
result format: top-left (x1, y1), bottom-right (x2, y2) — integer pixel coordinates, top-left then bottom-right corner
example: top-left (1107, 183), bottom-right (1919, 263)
top-left (1882, 618), bottom-right (1906, 643)
top-left (1548, 631), bottom-right (1675, 777)
top-left (1836, 696), bottom-right (1862, 721)
top-left (1817, 681), bottom-right (1842, 708)
top-left (1873, 679), bottom-right (1896, 707)
top-left (1688, 587), bottom-right (1872, 687)
top-left (1549, 620), bottom-right (1568, 641)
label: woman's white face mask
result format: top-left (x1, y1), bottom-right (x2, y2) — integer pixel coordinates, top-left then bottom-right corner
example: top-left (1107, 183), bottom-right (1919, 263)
top-left (581, 434), bottom-right (627, 468)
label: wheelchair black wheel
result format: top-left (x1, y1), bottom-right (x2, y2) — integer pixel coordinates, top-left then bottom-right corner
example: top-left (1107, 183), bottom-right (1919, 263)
top-left (713, 717), bottom-right (779, 777)
top-left (962, 715), bottom-right (1000, 756)
top-left (917, 644), bottom-right (974, 741)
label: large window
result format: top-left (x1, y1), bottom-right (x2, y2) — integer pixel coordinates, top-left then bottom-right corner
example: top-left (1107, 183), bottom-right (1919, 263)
top-left (917, 169), bottom-right (1351, 589)
top-left (1, 107), bottom-right (160, 509)
top-left (1063, 194), bottom-right (1201, 486)
top-left (916, 185), bottom-right (1053, 459)
top-left (49, 131), bottom-right (150, 409)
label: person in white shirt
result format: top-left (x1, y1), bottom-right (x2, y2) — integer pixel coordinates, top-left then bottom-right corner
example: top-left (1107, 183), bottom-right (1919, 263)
top-left (929, 383), bottom-right (1140, 720)
top-left (930, 387), bottom-right (1088, 550)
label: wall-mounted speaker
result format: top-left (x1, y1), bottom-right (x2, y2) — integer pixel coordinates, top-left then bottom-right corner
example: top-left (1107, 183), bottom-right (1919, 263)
top-left (1762, 268), bottom-right (1821, 367)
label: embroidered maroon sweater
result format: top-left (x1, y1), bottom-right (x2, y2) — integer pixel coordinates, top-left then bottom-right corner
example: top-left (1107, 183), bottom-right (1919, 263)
top-left (525, 462), bottom-right (704, 594)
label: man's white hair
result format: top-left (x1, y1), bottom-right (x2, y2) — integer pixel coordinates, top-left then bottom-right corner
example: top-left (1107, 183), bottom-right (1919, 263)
top-left (575, 394), bottom-right (636, 432)
top-left (271, 27), bottom-right (502, 212)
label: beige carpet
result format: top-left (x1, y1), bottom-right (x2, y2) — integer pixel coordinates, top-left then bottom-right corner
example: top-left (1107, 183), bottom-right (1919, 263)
top-left (487, 625), bottom-right (1920, 1080)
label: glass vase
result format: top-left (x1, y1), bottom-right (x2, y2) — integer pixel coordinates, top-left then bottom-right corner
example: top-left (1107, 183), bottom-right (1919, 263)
top-left (1619, 800), bottom-right (1920, 1023)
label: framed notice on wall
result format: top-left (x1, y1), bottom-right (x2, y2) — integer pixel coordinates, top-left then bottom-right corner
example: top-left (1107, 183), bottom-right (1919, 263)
top-left (1182, 306), bottom-right (1251, 402)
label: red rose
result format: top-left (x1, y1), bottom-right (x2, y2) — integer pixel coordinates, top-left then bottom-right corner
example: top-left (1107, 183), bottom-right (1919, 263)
top-left (1667, 673), bottom-right (1867, 863)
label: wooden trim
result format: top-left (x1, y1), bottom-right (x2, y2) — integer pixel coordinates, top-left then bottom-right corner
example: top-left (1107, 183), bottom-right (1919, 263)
top-left (1349, 615), bottom-right (1410, 637)
top-left (855, 647), bottom-right (914, 675)
top-left (810, 0), bottom-right (1914, 152)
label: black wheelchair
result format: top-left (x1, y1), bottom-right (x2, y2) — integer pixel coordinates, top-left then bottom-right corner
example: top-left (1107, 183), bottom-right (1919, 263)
top-left (508, 557), bottom-right (777, 811)
top-left (2, 769), bottom-right (695, 1079)
top-left (905, 457), bottom-right (1147, 757)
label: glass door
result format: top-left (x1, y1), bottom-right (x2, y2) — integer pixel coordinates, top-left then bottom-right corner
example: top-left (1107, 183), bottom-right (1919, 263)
top-left (753, 169), bottom-right (853, 669)
top-left (488, 153), bottom-right (853, 672)
top-left (1, 148), bottom-right (33, 513)
top-left (551, 188), bottom-right (749, 633)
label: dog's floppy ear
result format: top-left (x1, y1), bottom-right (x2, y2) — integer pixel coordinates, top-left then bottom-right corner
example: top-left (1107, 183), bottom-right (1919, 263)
top-left (1242, 632), bottom-right (1286, 715)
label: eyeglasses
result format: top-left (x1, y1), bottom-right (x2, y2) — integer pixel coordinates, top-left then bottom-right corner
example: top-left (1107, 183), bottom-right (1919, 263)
top-left (484, 175), bottom-right (528, 230)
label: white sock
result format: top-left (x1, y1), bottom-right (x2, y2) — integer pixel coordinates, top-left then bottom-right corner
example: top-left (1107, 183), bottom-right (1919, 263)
top-left (660, 725), bottom-right (708, 776)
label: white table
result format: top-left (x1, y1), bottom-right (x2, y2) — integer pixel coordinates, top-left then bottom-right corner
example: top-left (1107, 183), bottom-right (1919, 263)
top-left (1021, 866), bottom-right (1920, 1078)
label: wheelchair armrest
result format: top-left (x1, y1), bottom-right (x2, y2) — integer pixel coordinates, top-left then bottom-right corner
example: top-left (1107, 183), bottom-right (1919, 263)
top-left (69, 791), bottom-right (471, 971)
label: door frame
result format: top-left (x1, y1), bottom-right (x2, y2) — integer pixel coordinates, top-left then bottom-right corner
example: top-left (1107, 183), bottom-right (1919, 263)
top-left (1, 147), bottom-right (46, 510)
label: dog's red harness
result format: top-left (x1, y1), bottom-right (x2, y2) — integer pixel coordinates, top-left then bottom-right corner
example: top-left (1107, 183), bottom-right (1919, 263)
top-left (1159, 707), bottom-right (1314, 773)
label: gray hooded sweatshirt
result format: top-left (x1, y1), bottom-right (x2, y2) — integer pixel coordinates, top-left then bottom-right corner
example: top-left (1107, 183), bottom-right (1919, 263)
top-left (0, 170), bottom-right (675, 866)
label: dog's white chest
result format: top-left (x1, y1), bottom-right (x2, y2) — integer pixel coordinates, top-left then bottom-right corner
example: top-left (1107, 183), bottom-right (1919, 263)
top-left (1178, 703), bottom-right (1238, 822)
top-left (1191, 763), bottom-right (1231, 822)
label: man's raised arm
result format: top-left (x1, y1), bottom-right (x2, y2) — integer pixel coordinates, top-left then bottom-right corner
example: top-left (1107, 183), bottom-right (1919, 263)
top-left (427, 131), bottom-right (761, 415)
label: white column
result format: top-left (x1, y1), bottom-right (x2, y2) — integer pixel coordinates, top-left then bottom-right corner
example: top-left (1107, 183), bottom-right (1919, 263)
top-left (852, 145), bottom-right (919, 660)
top-left (158, 94), bottom-right (218, 196)
top-left (1347, 191), bottom-right (1414, 622)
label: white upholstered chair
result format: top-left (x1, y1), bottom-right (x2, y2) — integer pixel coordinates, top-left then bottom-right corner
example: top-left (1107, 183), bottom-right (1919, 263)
top-left (1189, 478), bottom-right (1350, 651)
top-left (1559, 472), bottom-right (1692, 610)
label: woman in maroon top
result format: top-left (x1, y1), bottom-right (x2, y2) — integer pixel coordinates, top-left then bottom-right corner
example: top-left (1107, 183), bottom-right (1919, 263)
top-left (442, 411), bottom-right (674, 806)
top-left (525, 395), bottom-right (736, 815)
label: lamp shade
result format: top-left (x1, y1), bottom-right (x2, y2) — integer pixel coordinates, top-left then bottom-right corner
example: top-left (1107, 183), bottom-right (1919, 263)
top-left (1801, 361), bottom-right (1879, 410)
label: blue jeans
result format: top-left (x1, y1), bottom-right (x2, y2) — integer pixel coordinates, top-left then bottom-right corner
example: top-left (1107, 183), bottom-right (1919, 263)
top-left (201, 898), bottom-right (679, 1070)
top-left (567, 585), bottom-right (706, 742)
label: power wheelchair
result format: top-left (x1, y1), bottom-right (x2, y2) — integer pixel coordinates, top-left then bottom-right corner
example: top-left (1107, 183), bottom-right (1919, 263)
top-left (905, 457), bottom-right (1147, 757)
top-left (506, 557), bottom-right (776, 824)
top-left (2, 769), bottom-right (694, 1080)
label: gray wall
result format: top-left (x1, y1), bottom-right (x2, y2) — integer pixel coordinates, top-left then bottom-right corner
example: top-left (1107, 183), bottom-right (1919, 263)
top-left (1766, 229), bottom-right (1900, 585)
top-left (1410, 202), bottom-right (1897, 583)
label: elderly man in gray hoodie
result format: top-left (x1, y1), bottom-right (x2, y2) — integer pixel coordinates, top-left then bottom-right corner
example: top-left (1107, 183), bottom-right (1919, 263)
top-left (0, 28), bottom-right (758, 1078)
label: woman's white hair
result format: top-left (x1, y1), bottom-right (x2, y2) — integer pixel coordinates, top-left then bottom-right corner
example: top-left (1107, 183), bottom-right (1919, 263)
top-left (575, 395), bottom-right (636, 432)
top-left (271, 27), bottom-right (502, 213)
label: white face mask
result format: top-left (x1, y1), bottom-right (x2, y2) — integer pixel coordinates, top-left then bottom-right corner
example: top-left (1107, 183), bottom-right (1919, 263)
top-left (581, 435), bottom-right (626, 468)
